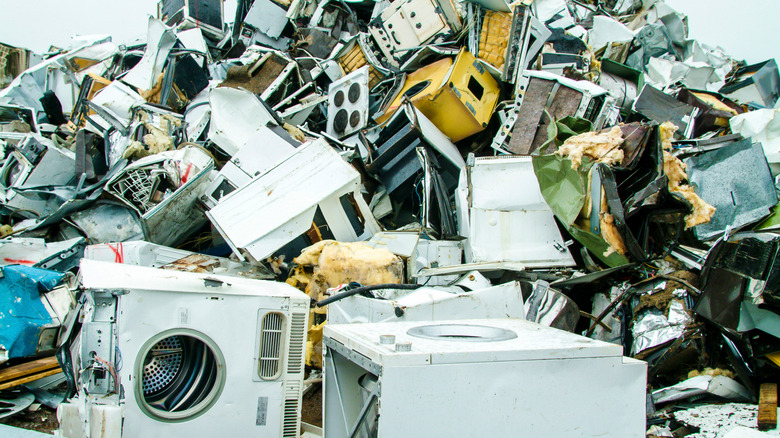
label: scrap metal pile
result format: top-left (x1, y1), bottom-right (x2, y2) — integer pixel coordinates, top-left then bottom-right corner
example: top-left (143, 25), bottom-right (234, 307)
top-left (2, 0), bottom-right (780, 436)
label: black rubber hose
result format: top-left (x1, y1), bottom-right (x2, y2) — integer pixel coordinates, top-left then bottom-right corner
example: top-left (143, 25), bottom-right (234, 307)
top-left (316, 283), bottom-right (423, 307)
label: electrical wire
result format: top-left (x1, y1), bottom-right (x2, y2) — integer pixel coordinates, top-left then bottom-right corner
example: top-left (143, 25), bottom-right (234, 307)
top-left (316, 283), bottom-right (423, 307)
top-left (93, 354), bottom-right (119, 394)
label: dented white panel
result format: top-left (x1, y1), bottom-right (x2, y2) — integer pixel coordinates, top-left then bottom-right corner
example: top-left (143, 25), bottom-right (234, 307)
top-left (207, 87), bottom-right (277, 156)
top-left (207, 139), bottom-right (380, 261)
top-left (463, 155), bottom-right (575, 266)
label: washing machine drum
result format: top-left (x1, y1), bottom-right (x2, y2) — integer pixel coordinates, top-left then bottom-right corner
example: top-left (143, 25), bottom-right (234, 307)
top-left (139, 334), bottom-right (224, 419)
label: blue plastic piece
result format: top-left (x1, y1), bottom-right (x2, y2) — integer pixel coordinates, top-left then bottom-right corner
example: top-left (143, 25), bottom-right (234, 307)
top-left (0, 265), bottom-right (65, 360)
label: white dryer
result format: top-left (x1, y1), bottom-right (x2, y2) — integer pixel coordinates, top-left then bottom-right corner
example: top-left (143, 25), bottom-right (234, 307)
top-left (324, 318), bottom-right (647, 437)
top-left (59, 259), bottom-right (310, 438)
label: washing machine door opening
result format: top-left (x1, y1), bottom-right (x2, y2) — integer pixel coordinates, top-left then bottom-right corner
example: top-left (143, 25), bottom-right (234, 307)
top-left (135, 329), bottom-right (226, 422)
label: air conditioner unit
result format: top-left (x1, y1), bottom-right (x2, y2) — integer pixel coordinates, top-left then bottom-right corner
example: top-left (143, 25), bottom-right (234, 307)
top-left (58, 260), bottom-right (310, 438)
top-left (323, 318), bottom-right (647, 437)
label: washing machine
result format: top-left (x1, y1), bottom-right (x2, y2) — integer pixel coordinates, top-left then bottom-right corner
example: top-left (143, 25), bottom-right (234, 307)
top-left (59, 259), bottom-right (310, 438)
top-left (323, 318), bottom-right (647, 437)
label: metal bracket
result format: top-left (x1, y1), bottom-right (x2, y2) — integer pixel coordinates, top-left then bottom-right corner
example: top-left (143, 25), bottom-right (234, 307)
top-left (323, 338), bottom-right (382, 375)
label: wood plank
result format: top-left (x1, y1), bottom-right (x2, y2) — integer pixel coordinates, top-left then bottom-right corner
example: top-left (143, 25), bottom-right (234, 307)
top-left (759, 383), bottom-right (778, 431)
top-left (0, 368), bottom-right (62, 391)
top-left (0, 357), bottom-right (59, 383)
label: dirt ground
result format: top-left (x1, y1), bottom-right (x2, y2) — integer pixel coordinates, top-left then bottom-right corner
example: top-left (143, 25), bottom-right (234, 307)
top-left (0, 405), bottom-right (59, 434)
top-left (302, 382), bottom-right (323, 428)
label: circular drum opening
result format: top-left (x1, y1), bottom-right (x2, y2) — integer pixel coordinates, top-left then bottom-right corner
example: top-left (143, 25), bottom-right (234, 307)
top-left (135, 329), bottom-right (225, 422)
top-left (407, 324), bottom-right (518, 342)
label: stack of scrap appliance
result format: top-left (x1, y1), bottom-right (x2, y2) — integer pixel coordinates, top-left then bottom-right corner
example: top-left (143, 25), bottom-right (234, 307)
top-left (0, 0), bottom-right (779, 436)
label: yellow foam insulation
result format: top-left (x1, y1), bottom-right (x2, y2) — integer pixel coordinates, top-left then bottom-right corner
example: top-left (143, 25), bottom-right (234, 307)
top-left (291, 240), bottom-right (403, 303)
top-left (578, 169), bottom-right (627, 257)
top-left (660, 121), bottom-right (716, 229)
top-left (688, 367), bottom-right (736, 380)
top-left (601, 208), bottom-right (627, 257)
top-left (306, 316), bottom-right (324, 369)
top-left (291, 241), bottom-right (402, 369)
top-left (478, 11), bottom-right (512, 70)
top-left (283, 123), bottom-right (306, 142)
top-left (123, 111), bottom-right (181, 160)
top-left (122, 141), bottom-right (150, 160)
top-left (556, 125), bottom-right (625, 170)
top-left (767, 352), bottom-right (780, 368)
top-left (338, 44), bottom-right (383, 88)
top-left (139, 73), bottom-right (165, 103)
top-left (691, 92), bottom-right (739, 116)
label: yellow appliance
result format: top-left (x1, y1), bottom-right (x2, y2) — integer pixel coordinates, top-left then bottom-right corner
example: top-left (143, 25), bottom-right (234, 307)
top-left (375, 49), bottom-right (500, 142)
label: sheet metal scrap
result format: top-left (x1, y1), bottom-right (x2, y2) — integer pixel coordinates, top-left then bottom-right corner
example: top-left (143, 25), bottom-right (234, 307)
top-left (2, 0), bottom-right (780, 434)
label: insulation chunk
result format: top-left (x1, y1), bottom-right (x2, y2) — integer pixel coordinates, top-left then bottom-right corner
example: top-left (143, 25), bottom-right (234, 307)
top-left (556, 125), bottom-right (625, 169)
top-left (291, 240), bottom-right (404, 302)
top-left (478, 11), bottom-right (511, 70)
top-left (659, 121), bottom-right (717, 229)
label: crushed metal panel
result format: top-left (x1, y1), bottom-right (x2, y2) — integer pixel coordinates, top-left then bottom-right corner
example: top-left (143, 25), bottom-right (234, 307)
top-left (207, 87), bottom-right (278, 156)
top-left (105, 146), bottom-right (214, 247)
top-left (0, 134), bottom-right (76, 218)
top-left (83, 241), bottom-right (274, 279)
top-left (599, 58), bottom-right (643, 113)
top-left (720, 59), bottom-right (780, 108)
top-left (326, 281), bottom-right (525, 325)
top-left (367, 231), bottom-right (421, 259)
top-left (69, 202), bottom-right (145, 243)
top-left (242, 0), bottom-right (289, 40)
top-left (462, 155), bottom-right (575, 267)
top-left (685, 139), bottom-right (777, 241)
top-left (367, 102), bottom-right (465, 198)
top-left (0, 237), bottom-right (85, 272)
top-left (633, 84), bottom-right (699, 138)
top-left (201, 125), bottom-right (299, 208)
top-left (121, 17), bottom-right (178, 91)
top-left (157, 0), bottom-right (225, 39)
top-left (207, 139), bottom-right (380, 261)
top-left (368, 0), bottom-right (462, 67)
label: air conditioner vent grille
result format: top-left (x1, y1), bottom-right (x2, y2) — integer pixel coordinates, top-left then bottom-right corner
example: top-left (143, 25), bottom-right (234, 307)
top-left (282, 382), bottom-right (302, 438)
top-left (258, 312), bottom-right (284, 379)
top-left (287, 313), bottom-right (306, 375)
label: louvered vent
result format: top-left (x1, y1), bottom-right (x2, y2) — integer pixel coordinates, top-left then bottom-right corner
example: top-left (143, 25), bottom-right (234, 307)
top-left (258, 312), bottom-right (285, 380)
top-left (287, 313), bottom-right (306, 375)
top-left (282, 382), bottom-right (302, 438)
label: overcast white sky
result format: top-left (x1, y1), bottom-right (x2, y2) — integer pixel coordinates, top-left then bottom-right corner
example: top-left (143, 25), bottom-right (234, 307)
top-left (0, 0), bottom-right (777, 64)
